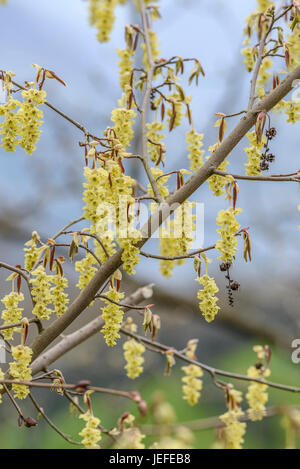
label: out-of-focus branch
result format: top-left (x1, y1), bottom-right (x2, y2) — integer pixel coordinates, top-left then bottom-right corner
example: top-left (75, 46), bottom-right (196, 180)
top-left (30, 284), bottom-right (154, 375)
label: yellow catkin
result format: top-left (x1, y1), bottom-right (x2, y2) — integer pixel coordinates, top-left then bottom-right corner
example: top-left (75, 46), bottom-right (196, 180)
top-left (186, 129), bottom-right (204, 171)
top-left (215, 208), bottom-right (242, 263)
top-left (207, 144), bottom-right (229, 196)
top-left (79, 411), bottom-right (102, 449)
top-left (181, 365), bottom-right (203, 406)
top-left (101, 287), bottom-right (125, 346)
top-left (244, 130), bottom-right (266, 176)
top-left (196, 274), bottom-right (220, 322)
top-left (146, 120), bottom-right (166, 164)
top-left (75, 253), bottom-right (98, 291)
top-left (1, 291), bottom-right (24, 340)
top-left (51, 275), bottom-right (69, 318)
top-left (219, 387), bottom-right (246, 450)
top-left (123, 339), bottom-right (145, 379)
top-left (246, 345), bottom-right (271, 421)
top-left (117, 48), bottom-right (134, 91)
top-left (17, 88), bottom-right (46, 155)
top-left (181, 340), bottom-right (203, 406)
top-left (89, 0), bottom-right (117, 43)
top-left (30, 266), bottom-right (53, 320)
top-left (9, 345), bottom-right (32, 400)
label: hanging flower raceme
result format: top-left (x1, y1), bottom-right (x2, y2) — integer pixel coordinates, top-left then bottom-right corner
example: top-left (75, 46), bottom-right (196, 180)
top-left (9, 321), bottom-right (33, 400)
top-left (286, 23), bottom-right (300, 70)
top-left (88, 0), bottom-right (117, 43)
top-left (285, 101), bottom-right (300, 123)
top-left (146, 120), bottom-right (166, 164)
top-left (110, 95), bottom-right (136, 151)
top-left (159, 200), bottom-right (194, 278)
top-left (51, 274), bottom-right (69, 318)
top-left (123, 339), bottom-right (145, 379)
top-left (79, 391), bottom-right (102, 449)
top-left (186, 128), bottom-right (204, 171)
top-left (207, 143), bottom-right (229, 196)
top-left (0, 96), bottom-right (21, 152)
top-left (30, 266), bottom-right (53, 320)
top-left (24, 231), bottom-right (43, 271)
top-left (181, 340), bottom-right (203, 406)
top-left (219, 386), bottom-right (246, 450)
top-left (244, 130), bottom-right (266, 175)
top-left (75, 253), bottom-right (98, 291)
top-left (1, 291), bottom-right (24, 340)
top-left (257, 0), bottom-right (274, 13)
top-left (215, 207), bottom-right (242, 264)
top-left (241, 46), bottom-right (255, 72)
top-left (101, 286), bottom-right (125, 346)
top-left (246, 345), bottom-right (271, 421)
top-left (117, 47), bottom-right (134, 91)
top-left (194, 255), bottom-right (220, 322)
top-left (17, 87), bottom-right (46, 155)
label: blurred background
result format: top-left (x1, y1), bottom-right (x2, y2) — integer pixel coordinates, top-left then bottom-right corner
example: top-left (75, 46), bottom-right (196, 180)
top-left (0, 0), bottom-right (299, 449)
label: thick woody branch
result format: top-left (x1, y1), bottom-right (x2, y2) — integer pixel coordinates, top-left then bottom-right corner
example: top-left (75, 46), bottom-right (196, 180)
top-left (29, 64), bottom-right (300, 363)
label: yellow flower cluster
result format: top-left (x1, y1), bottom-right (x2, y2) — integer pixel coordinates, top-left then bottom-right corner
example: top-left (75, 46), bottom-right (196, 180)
top-left (30, 266), bottom-right (53, 320)
top-left (207, 144), bottom-right (229, 196)
top-left (110, 105), bottom-right (136, 150)
top-left (75, 253), bottom-right (98, 290)
top-left (148, 167), bottom-right (170, 199)
top-left (159, 201), bottom-right (194, 278)
top-left (186, 129), bottom-right (204, 172)
top-left (117, 48), bottom-right (134, 91)
top-left (244, 130), bottom-right (266, 176)
top-left (246, 365), bottom-right (270, 421)
top-left (101, 287), bottom-right (125, 346)
top-left (181, 365), bottom-right (203, 406)
top-left (257, 0), bottom-right (274, 13)
top-left (82, 156), bottom-right (141, 274)
top-left (79, 411), bottom-right (102, 449)
top-left (51, 275), bottom-right (69, 318)
top-left (215, 208), bottom-right (242, 263)
top-left (257, 58), bottom-right (272, 87)
top-left (196, 274), bottom-right (220, 322)
top-left (17, 88), bottom-right (46, 154)
top-left (246, 345), bottom-right (271, 422)
top-left (146, 120), bottom-right (166, 164)
top-left (24, 232), bottom-right (43, 270)
top-left (285, 101), bottom-right (300, 124)
top-left (0, 97), bottom-right (20, 152)
top-left (141, 29), bottom-right (161, 70)
top-left (181, 340), bottom-right (203, 406)
top-left (88, 0), bottom-right (117, 43)
top-left (0, 87), bottom-right (46, 154)
top-left (123, 338), bottom-right (145, 379)
top-left (286, 25), bottom-right (300, 70)
top-left (241, 46), bottom-right (255, 72)
top-left (220, 388), bottom-right (246, 450)
top-left (9, 345), bottom-right (32, 400)
top-left (1, 291), bottom-right (24, 340)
